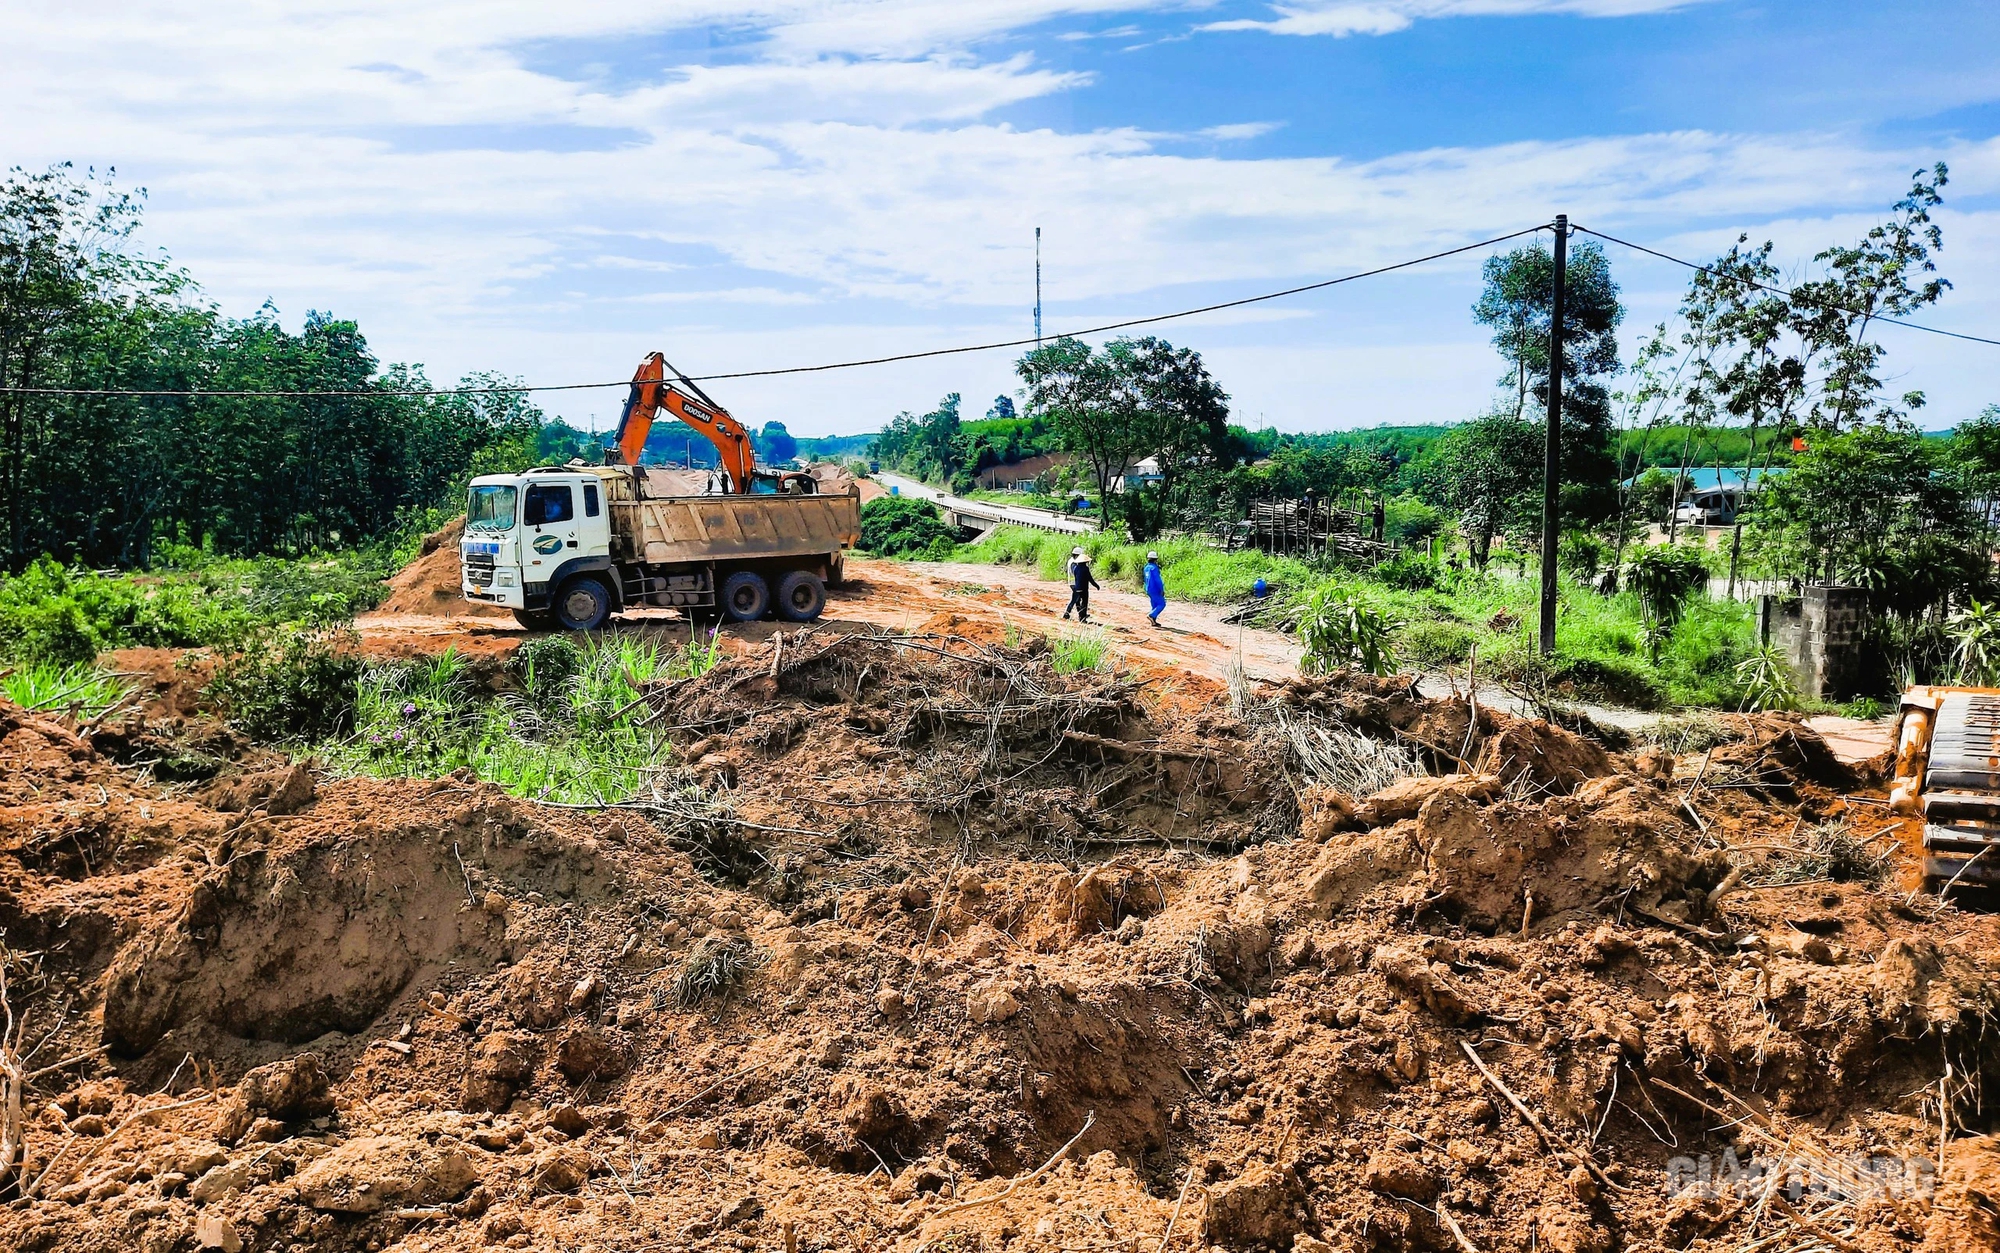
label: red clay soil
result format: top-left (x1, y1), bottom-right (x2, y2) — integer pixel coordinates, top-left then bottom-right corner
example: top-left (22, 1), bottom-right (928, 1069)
top-left (379, 518), bottom-right (511, 620)
top-left (5, 629), bottom-right (2000, 1253)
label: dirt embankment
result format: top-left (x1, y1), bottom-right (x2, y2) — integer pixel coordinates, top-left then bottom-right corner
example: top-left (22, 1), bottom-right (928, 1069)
top-left (2, 639), bottom-right (1999, 1252)
top-left (379, 517), bottom-right (511, 620)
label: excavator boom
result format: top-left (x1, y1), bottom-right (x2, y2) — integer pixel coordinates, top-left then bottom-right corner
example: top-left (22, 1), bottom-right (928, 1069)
top-left (612, 352), bottom-right (758, 493)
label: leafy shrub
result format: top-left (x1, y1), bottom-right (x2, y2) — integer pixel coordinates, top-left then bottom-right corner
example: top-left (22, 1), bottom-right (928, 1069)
top-left (1298, 585), bottom-right (1396, 676)
top-left (1382, 496), bottom-right (1442, 545)
top-left (1627, 545), bottom-right (1709, 626)
top-left (1373, 552), bottom-right (1440, 592)
top-left (1734, 645), bottom-right (1802, 713)
top-left (513, 634), bottom-right (584, 702)
top-left (0, 551), bottom-right (390, 668)
top-left (205, 627), bottom-right (365, 741)
top-left (859, 497), bottom-right (953, 558)
top-left (1559, 531), bottom-right (1609, 583)
top-left (1396, 620), bottom-right (1475, 669)
top-left (1841, 696), bottom-right (1888, 721)
top-left (1949, 600), bottom-right (2000, 686)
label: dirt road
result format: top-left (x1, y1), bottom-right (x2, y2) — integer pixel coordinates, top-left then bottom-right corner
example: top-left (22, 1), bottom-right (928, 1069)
top-left (355, 555), bottom-right (1893, 758)
top-left (356, 555), bottom-right (1303, 689)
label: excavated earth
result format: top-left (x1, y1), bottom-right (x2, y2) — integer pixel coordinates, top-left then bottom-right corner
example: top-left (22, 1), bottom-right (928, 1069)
top-left (8, 626), bottom-right (2000, 1253)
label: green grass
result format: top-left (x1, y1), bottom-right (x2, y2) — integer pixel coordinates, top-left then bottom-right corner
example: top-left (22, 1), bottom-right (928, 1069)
top-left (1, 661), bottom-right (131, 718)
top-left (1049, 629), bottom-right (1114, 675)
top-left (323, 632), bottom-right (723, 803)
top-left (0, 550), bottom-right (393, 668)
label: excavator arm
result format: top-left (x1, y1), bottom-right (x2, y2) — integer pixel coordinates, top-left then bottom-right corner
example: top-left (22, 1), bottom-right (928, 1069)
top-left (612, 352), bottom-right (758, 493)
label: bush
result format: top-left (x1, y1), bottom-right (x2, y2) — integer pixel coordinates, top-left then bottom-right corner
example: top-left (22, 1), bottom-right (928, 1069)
top-left (1397, 620), bottom-right (1475, 669)
top-left (860, 497), bottom-right (953, 558)
top-left (1383, 496), bottom-right (1443, 545)
top-left (0, 550), bottom-right (390, 668)
top-left (1373, 552), bottom-right (1440, 592)
top-left (513, 634), bottom-right (584, 702)
top-left (205, 627), bottom-right (365, 741)
top-left (1298, 584), bottom-right (1396, 676)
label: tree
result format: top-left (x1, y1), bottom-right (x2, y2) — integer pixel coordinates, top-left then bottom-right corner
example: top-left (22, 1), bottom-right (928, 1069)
top-left (870, 394), bottom-right (962, 484)
top-left (1411, 413), bottom-right (1543, 568)
top-left (1107, 336), bottom-right (1230, 540)
top-left (1470, 238), bottom-right (1624, 525)
top-left (0, 162), bottom-right (548, 570)
top-left (1793, 164), bottom-right (1950, 429)
top-left (986, 394), bottom-right (1016, 421)
top-left (757, 421), bottom-right (798, 465)
top-left (1753, 427), bottom-right (1982, 614)
top-left (1473, 239), bottom-right (1622, 422)
top-left (1016, 338), bottom-right (1129, 532)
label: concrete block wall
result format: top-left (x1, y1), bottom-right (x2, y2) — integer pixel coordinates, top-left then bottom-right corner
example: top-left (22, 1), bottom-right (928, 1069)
top-left (1757, 585), bottom-right (1874, 700)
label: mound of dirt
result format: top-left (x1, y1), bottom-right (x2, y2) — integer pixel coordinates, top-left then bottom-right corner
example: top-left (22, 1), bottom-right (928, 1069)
top-left (3, 636), bottom-right (1999, 1253)
top-left (377, 516), bottom-right (511, 618)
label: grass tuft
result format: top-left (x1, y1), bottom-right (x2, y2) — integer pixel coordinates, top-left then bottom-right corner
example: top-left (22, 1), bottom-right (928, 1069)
top-left (672, 935), bottom-right (763, 1005)
top-left (1048, 629), bottom-right (1113, 675)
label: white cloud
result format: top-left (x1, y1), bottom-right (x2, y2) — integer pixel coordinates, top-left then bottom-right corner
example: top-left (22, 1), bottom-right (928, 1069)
top-left (3, 0), bottom-right (1993, 435)
top-left (1198, 121), bottom-right (1282, 140)
top-left (1202, 0), bottom-right (1704, 37)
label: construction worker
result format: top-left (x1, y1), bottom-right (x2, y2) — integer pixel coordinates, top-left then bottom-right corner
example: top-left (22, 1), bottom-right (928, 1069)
top-left (1062, 547), bottom-right (1099, 623)
top-left (1144, 551), bottom-right (1166, 625)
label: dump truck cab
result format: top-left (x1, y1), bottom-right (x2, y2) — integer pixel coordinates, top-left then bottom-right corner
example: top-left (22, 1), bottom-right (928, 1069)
top-left (461, 468), bottom-right (618, 624)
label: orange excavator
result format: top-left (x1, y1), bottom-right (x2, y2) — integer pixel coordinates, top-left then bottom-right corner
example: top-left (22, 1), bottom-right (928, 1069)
top-left (609, 353), bottom-right (761, 491)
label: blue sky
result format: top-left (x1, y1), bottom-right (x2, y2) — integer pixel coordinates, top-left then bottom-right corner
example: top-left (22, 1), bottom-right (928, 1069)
top-left (7, 0), bottom-right (1999, 436)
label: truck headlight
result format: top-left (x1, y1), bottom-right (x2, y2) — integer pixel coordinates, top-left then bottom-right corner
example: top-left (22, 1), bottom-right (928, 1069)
top-left (497, 569), bottom-right (516, 587)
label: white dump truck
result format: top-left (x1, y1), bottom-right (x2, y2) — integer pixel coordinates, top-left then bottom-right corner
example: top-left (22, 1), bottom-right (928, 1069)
top-left (460, 462), bottom-right (860, 630)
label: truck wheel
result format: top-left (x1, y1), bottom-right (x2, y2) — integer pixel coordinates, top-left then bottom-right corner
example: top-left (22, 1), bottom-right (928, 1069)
top-left (720, 571), bottom-right (769, 622)
top-left (512, 609), bottom-right (554, 632)
top-left (553, 577), bottom-right (611, 631)
top-left (776, 570), bottom-right (826, 622)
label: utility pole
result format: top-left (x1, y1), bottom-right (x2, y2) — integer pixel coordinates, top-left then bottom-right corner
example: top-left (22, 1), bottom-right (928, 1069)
top-left (1034, 227), bottom-right (1043, 345)
top-left (1538, 215), bottom-right (1568, 656)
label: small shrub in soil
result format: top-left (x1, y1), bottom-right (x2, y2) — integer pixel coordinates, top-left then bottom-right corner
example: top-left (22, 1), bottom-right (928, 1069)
top-left (672, 936), bottom-right (762, 1006)
top-left (205, 626), bottom-right (363, 741)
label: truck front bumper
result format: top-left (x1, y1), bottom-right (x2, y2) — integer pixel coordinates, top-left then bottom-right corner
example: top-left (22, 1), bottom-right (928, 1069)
top-left (463, 564), bottom-right (526, 610)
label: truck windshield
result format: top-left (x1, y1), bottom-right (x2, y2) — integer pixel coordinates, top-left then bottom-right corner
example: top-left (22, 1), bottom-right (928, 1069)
top-left (467, 485), bottom-right (517, 531)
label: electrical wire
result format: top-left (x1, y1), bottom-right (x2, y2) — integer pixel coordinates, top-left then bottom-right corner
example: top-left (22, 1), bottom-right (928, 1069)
top-left (0, 224), bottom-right (1552, 399)
top-left (1571, 223), bottom-right (2000, 349)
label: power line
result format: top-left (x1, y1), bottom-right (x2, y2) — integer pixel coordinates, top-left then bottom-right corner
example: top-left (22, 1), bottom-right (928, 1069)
top-left (0, 224), bottom-right (1551, 399)
top-left (1572, 223), bottom-right (2000, 349)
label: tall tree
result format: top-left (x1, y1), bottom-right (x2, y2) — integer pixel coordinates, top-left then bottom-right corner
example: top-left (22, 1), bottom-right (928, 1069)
top-left (1470, 238), bottom-right (1624, 526)
top-left (1107, 336), bottom-right (1230, 540)
top-left (1016, 337), bottom-right (1129, 531)
top-left (1473, 239), bottom-right (1622, 422)
top-left (1793, 164), bottom-right (1950, 429)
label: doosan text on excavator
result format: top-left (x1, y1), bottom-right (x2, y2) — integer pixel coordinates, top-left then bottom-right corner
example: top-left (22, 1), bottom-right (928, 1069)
top-left (459, 354), bottom-right (861, 631)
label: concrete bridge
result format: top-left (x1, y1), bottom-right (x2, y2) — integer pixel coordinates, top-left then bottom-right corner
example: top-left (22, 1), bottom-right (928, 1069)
top-left (874, 472), bottom-right (1094, 537)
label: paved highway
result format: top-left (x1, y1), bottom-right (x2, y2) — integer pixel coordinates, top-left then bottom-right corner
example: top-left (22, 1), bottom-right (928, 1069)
top-left (874, 472), bottom-right (1094, 536)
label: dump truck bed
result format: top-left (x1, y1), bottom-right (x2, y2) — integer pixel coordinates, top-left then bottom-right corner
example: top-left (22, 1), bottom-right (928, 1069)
top-left (611, 491), bottom-right (860, 565)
